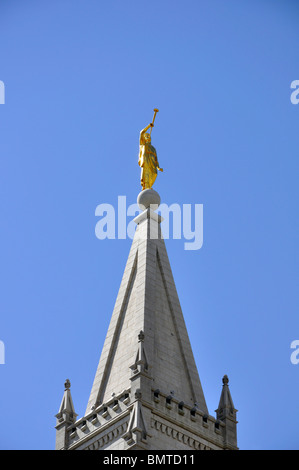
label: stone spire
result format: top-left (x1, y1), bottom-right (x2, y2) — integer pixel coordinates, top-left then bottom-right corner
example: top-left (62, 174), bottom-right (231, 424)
top-left (55, 190), bottom-right (238, 450)
top-left (86, 189), bottom-right (208, 416)
top-left (55, 379), bottom-right (78, 450)
top-left (215, 375), bottom-right (238, 449)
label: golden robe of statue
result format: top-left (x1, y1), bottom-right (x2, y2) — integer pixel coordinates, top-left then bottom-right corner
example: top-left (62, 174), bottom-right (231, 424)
top-left (138, 123), bottom-right (163, 190)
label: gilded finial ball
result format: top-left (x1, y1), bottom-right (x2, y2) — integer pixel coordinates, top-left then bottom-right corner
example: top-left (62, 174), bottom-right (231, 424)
top-left (137, 188), bottom-right (161, 210)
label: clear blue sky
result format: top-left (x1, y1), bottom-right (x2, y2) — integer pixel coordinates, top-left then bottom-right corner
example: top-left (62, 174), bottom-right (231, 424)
top-left (0, 0), bottom-right (298, 450)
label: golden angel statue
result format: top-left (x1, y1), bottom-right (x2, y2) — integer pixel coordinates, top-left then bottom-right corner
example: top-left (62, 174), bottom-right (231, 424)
top-left (138, 109), bottom-right (163, 190)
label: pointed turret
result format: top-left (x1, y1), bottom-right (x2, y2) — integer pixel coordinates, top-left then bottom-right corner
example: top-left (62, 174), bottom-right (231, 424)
top-left (215, 375), bottom-right (238, 449)
top-left (55, 379), bottom-right (78, 450)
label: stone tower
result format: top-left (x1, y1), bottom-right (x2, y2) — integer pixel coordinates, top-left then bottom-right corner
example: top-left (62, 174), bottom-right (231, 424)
top-left (55, 189), bottom-right (238, 450)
